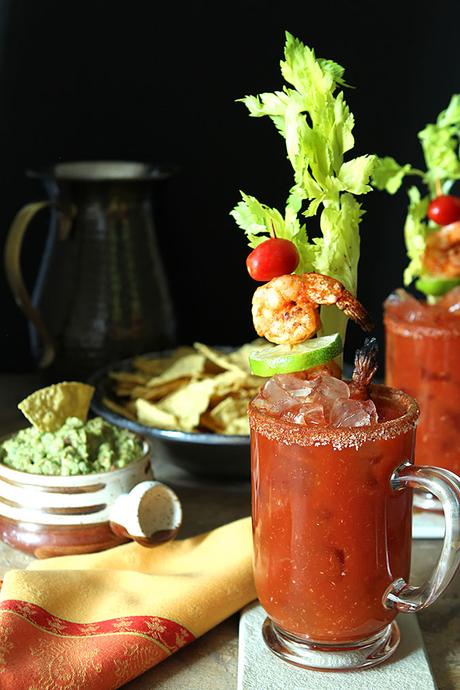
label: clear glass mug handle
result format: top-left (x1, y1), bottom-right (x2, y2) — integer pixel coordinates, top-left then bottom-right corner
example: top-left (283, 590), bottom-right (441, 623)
top-left (385, 462), bottom-right (460, 613)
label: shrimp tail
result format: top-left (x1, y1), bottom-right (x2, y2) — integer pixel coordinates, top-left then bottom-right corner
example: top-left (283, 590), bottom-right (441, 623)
top-left (349, 337), bottom-right (379, 400)
top-left (336, 292), bottom-right (374, 332)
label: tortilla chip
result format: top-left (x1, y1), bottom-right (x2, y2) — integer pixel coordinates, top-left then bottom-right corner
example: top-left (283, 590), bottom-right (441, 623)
top-left (193, 342), bottom-right (245, 374)
top-left (221, 416), bottom-right (250, 435)
top-left (132, 378), bottom-right (190, 402)
top-left (227, 340), bottom-right (264, 372)
top-left (210, 370), bottom-right (247, 398)
top-left (239, 388), bottom-right (263, 403)
top-left (199, 412), bottom-right (223, 433)
top-left (18, 382), bottom-right (95, 432)
top-left (209, 396), bottom-right (249, 428)
top-left (114, 386), bottom-right (137, 398)
top-left (146, 353), bottom-right (206, 388)
top-left (239, 374), bottom-right (269, 389)
top-left (132, 357), bottom-right (172, 375)
top-left (136, 399), bottom-right (178, 430)
top-left (104, 341), bottom-right (265, 435)
top-left (159, 378), bottom-right (216, 431)
top-left (109, 371), bottom-right (150, 385)
top-left (125, 401), bottom-right (137, 415)
top-left (102, 396), bottom-right (136, 422)
top-left (133, 347), bottom-right (195, 375)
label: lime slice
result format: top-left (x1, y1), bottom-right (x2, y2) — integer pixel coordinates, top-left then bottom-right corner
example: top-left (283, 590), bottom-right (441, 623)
top-left (249, 333), bottom-right (343, 377)
top-left (415, 276), bottom-right (460, 297)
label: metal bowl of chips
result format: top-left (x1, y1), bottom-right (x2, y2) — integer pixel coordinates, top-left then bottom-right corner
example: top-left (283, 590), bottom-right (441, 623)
top-left (87, 344), bottom-right (265, 480)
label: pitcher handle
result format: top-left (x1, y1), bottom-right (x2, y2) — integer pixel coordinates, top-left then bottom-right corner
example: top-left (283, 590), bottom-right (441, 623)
top-left (4, 201), bottom-right (66, 368)
top-left (384, 462), bottom-right (460, 613)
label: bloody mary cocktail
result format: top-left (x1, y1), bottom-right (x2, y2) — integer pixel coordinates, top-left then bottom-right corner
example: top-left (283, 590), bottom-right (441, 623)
top-left (385, 292), bottom-right (460, 477)
top-left (249, 378), bottom-right (418, 645)
top-left (372, 97), bottom-right (460, 483)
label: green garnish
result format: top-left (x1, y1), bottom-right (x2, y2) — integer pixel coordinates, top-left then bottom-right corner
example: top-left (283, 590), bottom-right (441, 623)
top-left (415, 276), bottom-right (460, 297)
top-left (230, 32), bottom-right (375, 345)
top-left (373, 94), bottom-right (460, 291)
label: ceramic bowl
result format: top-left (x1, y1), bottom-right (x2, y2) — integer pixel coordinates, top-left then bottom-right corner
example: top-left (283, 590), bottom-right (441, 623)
top-left (0, 436), bottom-right (182, 558)
top-left (88, 354), bottom-right (251, 480)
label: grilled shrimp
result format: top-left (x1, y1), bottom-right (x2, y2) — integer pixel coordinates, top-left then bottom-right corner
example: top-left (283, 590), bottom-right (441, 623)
top-left (349, 337), bottom-right (379, 401)
top-left (252, 272), bottom-right (373, 345)
top-left (423, 221), bottom-right (460, 278)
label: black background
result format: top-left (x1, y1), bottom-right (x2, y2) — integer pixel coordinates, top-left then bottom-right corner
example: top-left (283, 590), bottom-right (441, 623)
top-left (0, 0), bottom-right (458, 374)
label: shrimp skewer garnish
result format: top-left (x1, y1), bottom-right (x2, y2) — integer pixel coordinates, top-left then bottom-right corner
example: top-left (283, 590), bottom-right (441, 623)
top-left (423, 221), bottom-right (460, 278)
top-left (252, 272), bottom-right (373, 346)
top-left (348, 337), bottom-right (379, 401)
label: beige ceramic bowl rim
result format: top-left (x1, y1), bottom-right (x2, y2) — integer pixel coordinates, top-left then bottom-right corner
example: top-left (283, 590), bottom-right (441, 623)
top-left (0, 430), bottom-right (153, 485)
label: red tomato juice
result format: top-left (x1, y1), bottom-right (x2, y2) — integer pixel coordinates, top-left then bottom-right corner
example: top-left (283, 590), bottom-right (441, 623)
top-left (385, 298), bottom-right (460, 476)
top-left (249, 386), bottom-right (417, 643)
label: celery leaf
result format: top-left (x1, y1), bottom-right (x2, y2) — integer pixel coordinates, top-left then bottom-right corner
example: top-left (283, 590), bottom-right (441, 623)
top-left (375, 94), bottom-right (460, 286)
top-left (372, 156), bottom-right (422, 194)
top-left (230, 32), bottom-right (376, 341)
top-left (403, 187), bottom-right (430, 286)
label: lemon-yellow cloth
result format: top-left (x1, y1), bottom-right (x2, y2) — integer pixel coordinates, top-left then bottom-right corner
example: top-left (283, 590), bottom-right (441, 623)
top-left (0, 517), bottom-right (255, 689)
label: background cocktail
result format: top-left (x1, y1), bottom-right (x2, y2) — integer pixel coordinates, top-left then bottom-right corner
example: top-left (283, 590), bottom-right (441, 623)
top-left (385, 290), bottom-right (460, 477)
top-left (375, 97), bottom-right (460, 484)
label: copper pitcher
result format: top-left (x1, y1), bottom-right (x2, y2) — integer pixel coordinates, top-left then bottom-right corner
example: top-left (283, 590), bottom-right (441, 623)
top-left (4, 161), bottom-right (176, 380)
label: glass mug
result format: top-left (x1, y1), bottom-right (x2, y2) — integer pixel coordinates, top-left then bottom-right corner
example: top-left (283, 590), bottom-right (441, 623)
top-left (385, 297), bottom-right (460, 510)
top-left (249, 385), bottom-right (460, 670)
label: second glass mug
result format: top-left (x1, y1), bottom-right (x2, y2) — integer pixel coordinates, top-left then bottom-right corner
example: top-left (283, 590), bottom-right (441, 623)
top-left (385, 298), bottom-right (460, 510)
top-left (249, 384), bottom-right (460, 670)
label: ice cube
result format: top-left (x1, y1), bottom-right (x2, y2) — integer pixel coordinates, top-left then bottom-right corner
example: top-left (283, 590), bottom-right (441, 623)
top-left (252, 396), bottom-right (273, 412)
top-left (300, 402), bottom-right (327, 425)
top-left (314, 373), bottom-right (350, 401)
top-left (266, 374), bottom-right (317, 404)
top-left (438, 286), bottom-right (460, 313)
top-left (384, 288), bottom-right (412, 307)
top-left (263, 378), bottom-right (288, 401)
top-left (329, 398), bottom-right (378, 427)
top-left (292, 373), bottom-right (350, 421)
top-left (274, 374), bottom-right (315, 392)
top-left (286, 401), bottom-right (327, 426)
top-left (290, 383), bottom-right (317, 399)
top-left (259, 377), bottom-right (300, 412)
top-left (385, 289), bottom-right (427, 321)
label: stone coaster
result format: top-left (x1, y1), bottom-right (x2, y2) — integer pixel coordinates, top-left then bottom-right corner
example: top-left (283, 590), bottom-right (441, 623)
top-left (413, 509), bottom-right (444, 539)
top-left (238, 602), bottom-right (437, 690)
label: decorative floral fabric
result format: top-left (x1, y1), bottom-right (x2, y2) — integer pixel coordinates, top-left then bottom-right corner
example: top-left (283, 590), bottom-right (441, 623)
top-left (0, 517), bottom-right (255, 689)
top-left (0, 599), bottom-right (194, 689)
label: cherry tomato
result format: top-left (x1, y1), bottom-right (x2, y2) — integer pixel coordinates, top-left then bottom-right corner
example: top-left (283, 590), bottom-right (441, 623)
top-left (427, 195), bottom-right (460, 226)
top-left (246, 238), bottom-right (300, 281)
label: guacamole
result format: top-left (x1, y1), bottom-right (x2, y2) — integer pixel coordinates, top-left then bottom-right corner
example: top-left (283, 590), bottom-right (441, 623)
top-left (0, 417), bottom-right (145, 476)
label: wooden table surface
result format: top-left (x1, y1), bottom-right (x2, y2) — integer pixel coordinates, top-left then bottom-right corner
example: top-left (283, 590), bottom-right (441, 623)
top-left (0, 373), bottom-right (459, 690)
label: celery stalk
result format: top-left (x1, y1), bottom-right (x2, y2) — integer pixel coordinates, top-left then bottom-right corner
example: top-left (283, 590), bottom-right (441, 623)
top-left (231, 32), bottom-right (375, 347)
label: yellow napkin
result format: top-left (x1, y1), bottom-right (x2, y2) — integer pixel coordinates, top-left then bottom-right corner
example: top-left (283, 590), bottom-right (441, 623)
top-left (0, 517), bottom-right (255, 689)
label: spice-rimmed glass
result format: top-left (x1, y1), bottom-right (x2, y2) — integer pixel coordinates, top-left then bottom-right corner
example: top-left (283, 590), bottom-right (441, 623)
top-left (249, 384), bottom-right (460, 670)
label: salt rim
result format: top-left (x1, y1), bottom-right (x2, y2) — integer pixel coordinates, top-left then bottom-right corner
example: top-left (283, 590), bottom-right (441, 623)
top-left (248, 384), bottom-right (419, 450)
top-left (384, 313), bottom-right (460, 339)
